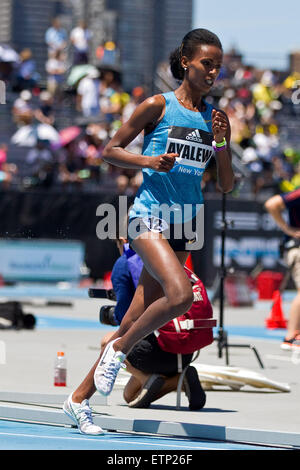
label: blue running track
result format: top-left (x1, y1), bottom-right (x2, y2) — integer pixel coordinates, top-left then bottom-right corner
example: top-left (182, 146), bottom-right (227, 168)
top-left (0, 420), bottom-right (286, 450)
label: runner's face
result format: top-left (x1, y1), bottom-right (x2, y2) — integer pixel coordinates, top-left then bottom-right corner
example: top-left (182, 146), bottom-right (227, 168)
top-left (183, 44), bottom-right (223, 92)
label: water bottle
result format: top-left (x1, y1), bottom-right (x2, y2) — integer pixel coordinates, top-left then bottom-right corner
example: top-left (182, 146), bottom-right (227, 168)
top-left (54, 351), bottom-right (67, 386)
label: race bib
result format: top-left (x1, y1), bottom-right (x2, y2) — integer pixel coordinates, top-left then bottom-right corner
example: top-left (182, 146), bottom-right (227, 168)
top-left (142, 216), bottom-right (169, 233)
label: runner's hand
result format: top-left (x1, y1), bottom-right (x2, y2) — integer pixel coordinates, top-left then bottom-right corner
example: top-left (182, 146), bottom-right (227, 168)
top-left (212, 109), bottom-right (228, 142)
top-left (147, 153), bottom-right (178, 172)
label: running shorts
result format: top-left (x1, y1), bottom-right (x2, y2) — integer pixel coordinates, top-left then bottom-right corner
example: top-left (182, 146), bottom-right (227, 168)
top-left (127, 215), bottom-right (201, 252)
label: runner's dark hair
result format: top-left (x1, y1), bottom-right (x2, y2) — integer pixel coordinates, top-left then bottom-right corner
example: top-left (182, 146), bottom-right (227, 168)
top-left (169, 28), bottom-right (223, 81)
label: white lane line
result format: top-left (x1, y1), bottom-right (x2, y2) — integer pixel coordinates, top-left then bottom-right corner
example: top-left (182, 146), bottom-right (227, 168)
top-left (266, 354), bottom-right (295, 362)
top-left (0, 431), bottom-right (222, 450)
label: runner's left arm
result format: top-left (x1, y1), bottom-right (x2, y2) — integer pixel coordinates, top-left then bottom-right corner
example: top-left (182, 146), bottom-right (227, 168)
top-left (212, 109), bottom-right (234, 193)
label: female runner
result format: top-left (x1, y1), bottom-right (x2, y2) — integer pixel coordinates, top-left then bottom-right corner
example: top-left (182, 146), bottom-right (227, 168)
top-left (63, 28), bottom-right (234, 434)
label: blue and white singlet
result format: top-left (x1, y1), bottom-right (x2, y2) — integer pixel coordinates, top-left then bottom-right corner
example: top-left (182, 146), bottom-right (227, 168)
top-left (129, 91), bottom-right (215, 224)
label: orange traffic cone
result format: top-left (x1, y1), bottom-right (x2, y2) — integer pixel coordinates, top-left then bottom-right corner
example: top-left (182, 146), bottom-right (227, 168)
top-left (265, 290), bottom-right (287, 329)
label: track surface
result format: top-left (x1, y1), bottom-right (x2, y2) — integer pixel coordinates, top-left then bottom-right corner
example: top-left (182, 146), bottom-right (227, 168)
top-left (0, 419), bottom-right (286, 450)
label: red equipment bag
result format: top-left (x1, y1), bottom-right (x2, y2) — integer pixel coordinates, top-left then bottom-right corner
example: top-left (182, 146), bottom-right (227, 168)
top-left (154, 267), bottom-right (216, 355)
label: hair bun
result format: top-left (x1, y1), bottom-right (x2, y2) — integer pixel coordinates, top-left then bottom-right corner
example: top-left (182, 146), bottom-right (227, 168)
top-left (169, 47), bottom-right (184, 81)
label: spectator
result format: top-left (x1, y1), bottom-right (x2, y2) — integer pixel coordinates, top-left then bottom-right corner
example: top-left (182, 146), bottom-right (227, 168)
top-left (121, 86), bottom-right (145, 155)
top-left (76, 68), bottom-right (100, 117)
top-left (128, 170), bottom-right (143, 195)
top-left (45, 50), bottom-right (67, 100)
top-left (25, 139), bottom-right (55, 187)
top-left (271, 155), bottom-right (294, 185)
top-left (70, 20), bottom-right (91, 65)
top-left (45, 17), bottom-right (67, 57)
top-left (99, 70), bottom-right (130, 122)
top-left (96, 41), bottom-right (120, 67)
top-left (57, 139), bottom-right (86, 187)
top-left (122, 86), bottom-right (146, 123)
top-left (76, 124), bottom-right (109, 184)
top-left (289, 163), bottom-right (300, 190)
top-left (252, 125), bottom-right (280, 164)
top-left (116, 174), bottom-right (130, 195)
top-left (85, 123), bottom-right (109, 149)
top-left (83, 123), bottom-right (108, 159)
top-left (14, 49), bottom-right (40, 92)
top-left (34, 91), bottom-right (55, 126)
top-left (12, 90), bottom-right (34, 127)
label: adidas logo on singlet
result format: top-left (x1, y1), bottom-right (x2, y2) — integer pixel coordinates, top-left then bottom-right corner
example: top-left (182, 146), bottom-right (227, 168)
top-left (186, 129), bottom-right (202, 143)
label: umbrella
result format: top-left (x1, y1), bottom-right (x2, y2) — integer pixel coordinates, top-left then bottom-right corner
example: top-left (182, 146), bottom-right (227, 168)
top-left (67, 64), bottom-right (99, 87)
top-left (0, 44), bottom-right (19, 63)
top-left (50, 126), bottom-right (82, 151)
top-left (59, 126), bottom-right (81, 146)
top-left (11, 124), bottom-right (60, 147)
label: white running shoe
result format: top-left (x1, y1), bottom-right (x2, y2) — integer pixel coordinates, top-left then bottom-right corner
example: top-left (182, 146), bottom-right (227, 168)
top-left (63, 394), bottom-right (104, 435)
top-left (94, 338), bottom-right (126, 396)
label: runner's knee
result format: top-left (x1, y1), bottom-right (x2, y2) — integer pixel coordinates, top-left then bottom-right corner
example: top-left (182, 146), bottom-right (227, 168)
top-left (166, 281), bottom-right (193, 315)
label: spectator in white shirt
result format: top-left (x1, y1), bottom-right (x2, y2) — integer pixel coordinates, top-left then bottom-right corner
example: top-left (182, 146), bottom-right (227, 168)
top-left (45, 50), bottom-right (67, 100)
top-left (70, 20), bottom-right (91, 65)
top-left (76, 69), bottom-right (100, 117)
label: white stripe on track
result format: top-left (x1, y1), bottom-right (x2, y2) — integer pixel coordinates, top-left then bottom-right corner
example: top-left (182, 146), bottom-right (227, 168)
top-left (0, 431), bottom-right (221, 450)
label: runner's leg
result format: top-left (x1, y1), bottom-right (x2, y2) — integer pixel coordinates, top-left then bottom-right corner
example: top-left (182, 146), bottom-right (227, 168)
top-left (113, 234), bottom-right (192, 355)
top-left (72, 242), bottom-right (189, 403)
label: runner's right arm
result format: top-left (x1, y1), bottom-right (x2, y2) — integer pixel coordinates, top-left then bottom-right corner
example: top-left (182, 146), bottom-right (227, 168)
top-left (102, 95), bottom-right (178, 172)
